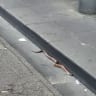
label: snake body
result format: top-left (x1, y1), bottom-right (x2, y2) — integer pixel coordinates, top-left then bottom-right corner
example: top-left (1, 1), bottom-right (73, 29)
top-left (32, 50), bottom-right (72, 76)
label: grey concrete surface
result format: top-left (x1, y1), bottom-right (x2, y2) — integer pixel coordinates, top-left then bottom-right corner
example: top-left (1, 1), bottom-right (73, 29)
top-left (0, 13), bottom-right (95, 96)
top-left (0, 17), bottom-right (69, 85)
top-left (0, 37), bottom-right (61, 96)
top-left (0, 0), bottom-right (96, 96)
top-left (53, 83), bottom-right (95, 96)
top-left (1, 0), bottom-right (96, 79)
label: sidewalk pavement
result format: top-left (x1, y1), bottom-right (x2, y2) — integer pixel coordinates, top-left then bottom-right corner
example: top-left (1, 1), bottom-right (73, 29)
top-left (0, 37), bottom-right (61, 96)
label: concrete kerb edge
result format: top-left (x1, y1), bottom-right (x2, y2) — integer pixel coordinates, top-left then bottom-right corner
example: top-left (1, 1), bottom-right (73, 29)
top-left (0, 36), bottom-right (62, 96)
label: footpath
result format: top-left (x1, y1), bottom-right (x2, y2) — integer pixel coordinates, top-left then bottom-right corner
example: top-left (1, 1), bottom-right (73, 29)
top-left (0, 37), bottom-right (61, 96)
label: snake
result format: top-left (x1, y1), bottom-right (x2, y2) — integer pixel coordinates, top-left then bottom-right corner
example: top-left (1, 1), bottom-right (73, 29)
top-left (32, 50), bottom-right (73, 76)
